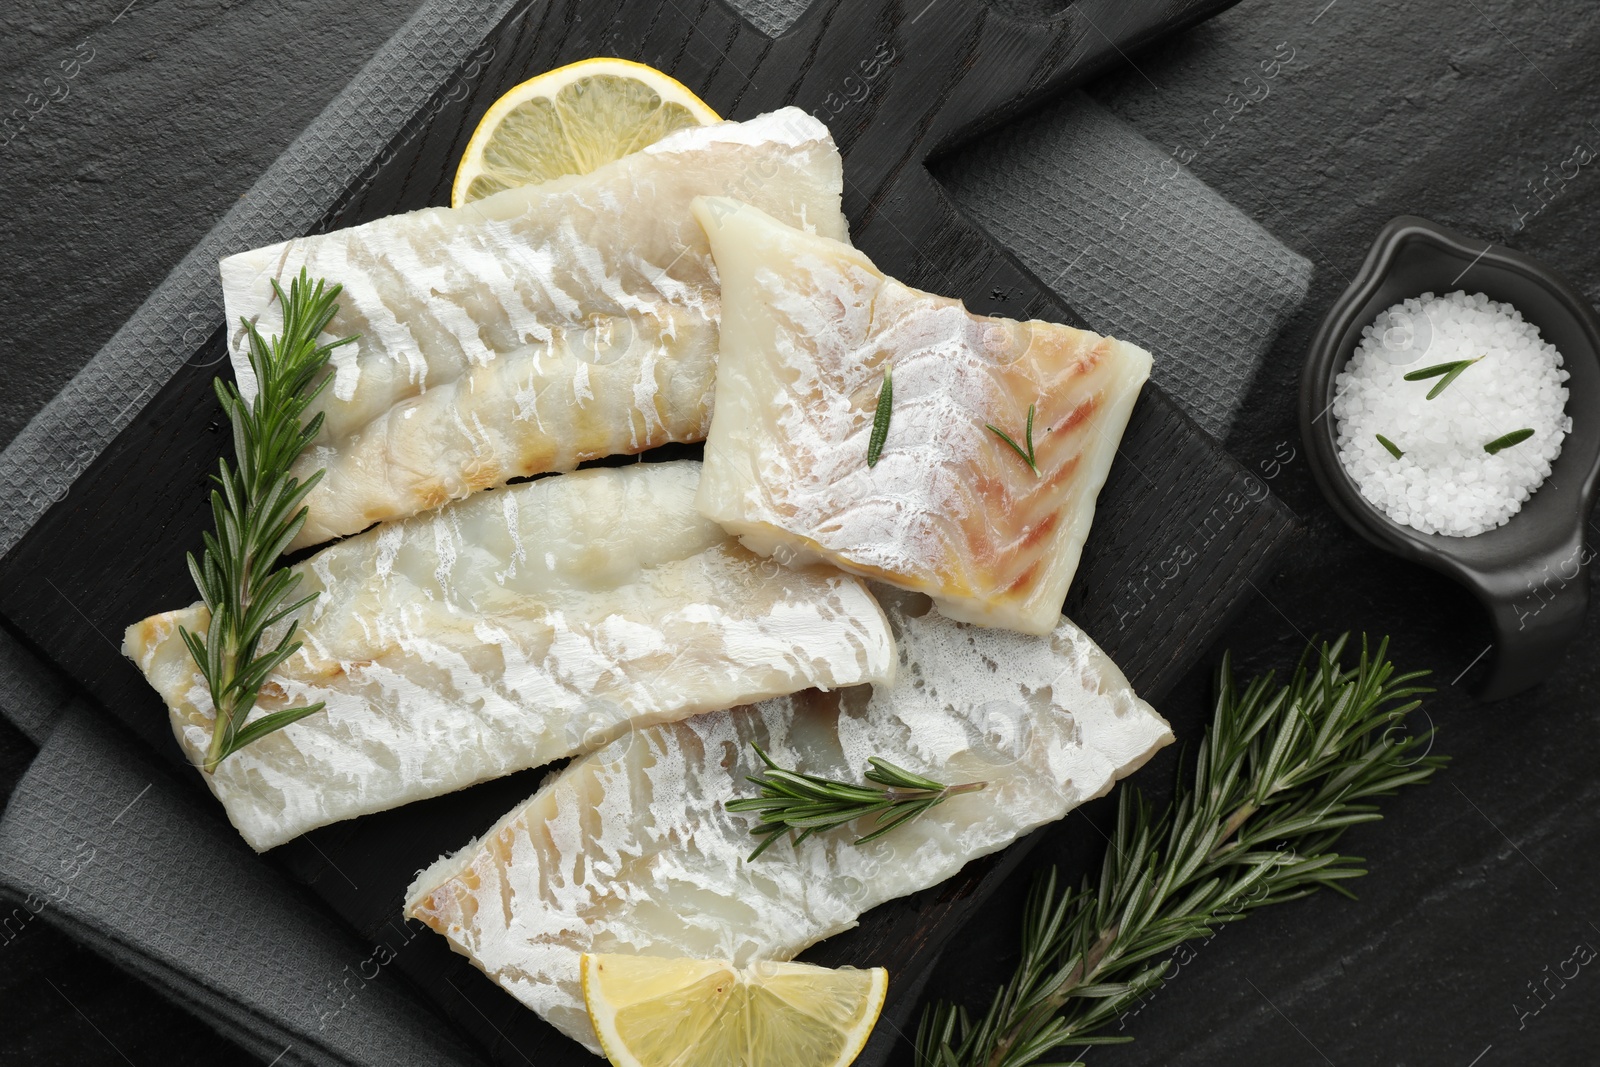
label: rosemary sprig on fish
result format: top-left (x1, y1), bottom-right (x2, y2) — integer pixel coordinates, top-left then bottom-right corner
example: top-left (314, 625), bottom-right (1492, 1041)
top-left (914, 635), bottom-right (1445, 1067)
top-left (179, 268), bottom-right (354, 772)
top-left (867, 366), bottom-right (893, 468)
top-left (987, 403), bottom-right (1040, 475)
top-left (728, 743), bottom-right (987, 860)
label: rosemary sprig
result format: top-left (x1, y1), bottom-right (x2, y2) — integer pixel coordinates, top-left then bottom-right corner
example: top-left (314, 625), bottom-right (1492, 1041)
top-left (1375, 433), bottom-right (1404, 459)
top-left (1483, 428), bottom-right (1535, 454)
top-left (987, 403), bottom-right (1039, 474)
top-left (868, 366), bottom-right (893, 467)
top-left (727, 744), bottom-right (987, 860)
top-left (1403, 356), bottom-right (1481, 399)
top-left (915, 635), bottom-right (1443, 1067)
top-left (178, 268), bottom-right (355, 773)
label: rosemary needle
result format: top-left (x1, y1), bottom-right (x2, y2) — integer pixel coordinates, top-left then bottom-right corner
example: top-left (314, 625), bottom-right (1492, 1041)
top-left (1483, 428), bottom-right (1535, 454)
top-left (728, 744), bottom-right (987, 860)
top-left (987, 403), bottom-right (1040, 474)
top-left (915, 635), bottom-right (1443, 1067)
top-left (1375, 433), bottom-right (1404, 459)
top-left (1403, 356), bottom-right (1481, 399)
top-left (867, 366), bottom-right (893, 467)
top-left (178, 268), bottom-right (356, 772)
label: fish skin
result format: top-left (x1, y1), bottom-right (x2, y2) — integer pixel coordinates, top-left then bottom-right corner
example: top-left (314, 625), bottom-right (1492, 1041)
top-left (121, 462), bottom-right (895, 852)
top-left (405, 584), bottom-right (1171, 1051)
top-left (691, 197), bottom-right (1153, 637)
top-left (221, 109), bottom-right (848, 551)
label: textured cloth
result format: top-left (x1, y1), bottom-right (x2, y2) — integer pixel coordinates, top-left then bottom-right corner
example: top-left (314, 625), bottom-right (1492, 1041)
top-left (0, 625), bottom-right (75, 747)
top-left (938, 91), bottom-right (1312, 438)
top-left (0, 0), bottom-right (1310, 1063)
top-left (732, 0), bottom-right (807, 36)
top-left (0, 703), bottom-right (483, 1067)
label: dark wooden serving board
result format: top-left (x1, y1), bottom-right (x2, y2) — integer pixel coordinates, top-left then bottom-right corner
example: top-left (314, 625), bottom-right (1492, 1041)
top-left (0, 1), bottom-right (1296, 1064)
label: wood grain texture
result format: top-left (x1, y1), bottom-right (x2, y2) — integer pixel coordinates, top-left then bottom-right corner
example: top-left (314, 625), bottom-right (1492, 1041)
top-left (0, 1), bottom-right (1294, 1064)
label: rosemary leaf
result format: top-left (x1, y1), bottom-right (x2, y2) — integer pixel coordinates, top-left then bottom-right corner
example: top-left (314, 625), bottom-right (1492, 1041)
top-left (914, 635), bottom-right (1444, 1067)
top-left (1426, 360), bottom-right (1475, 398)
top-left (987, 403), bottom-right (1040, 474)
top-left (1400, 360), bottom-right (1462, 381)
top-left (1403, 356), bottom-right (1481, 399)
top-left (868, 367), bottom-right (893, 467)
top-left (727, 744), bottom-right (987, 860)
top-left (178, 268), bottom-right (356, 773)
top-left (1483, 428), bottom-right (1535, 454)
top-left (1375, 433), bottom-right (1404, 459)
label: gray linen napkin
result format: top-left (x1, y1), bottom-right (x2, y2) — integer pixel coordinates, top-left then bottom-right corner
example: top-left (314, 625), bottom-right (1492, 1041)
top-left (0, 695), bottom-right (484, 1067)
top-left (731, 0), bottom-right (807, 37)
top-left (0, 0), bottom-right (1311, 1063)
top-left (0, 625), bottom-right (74, 748)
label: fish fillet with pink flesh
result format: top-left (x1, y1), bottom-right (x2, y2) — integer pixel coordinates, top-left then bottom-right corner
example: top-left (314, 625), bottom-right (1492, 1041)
top-left (691, 197), bottom-right (1153, 636)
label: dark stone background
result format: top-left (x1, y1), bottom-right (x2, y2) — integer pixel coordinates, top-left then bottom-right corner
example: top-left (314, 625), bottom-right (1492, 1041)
top-left (3, 0), bottom-right (1597, 1064)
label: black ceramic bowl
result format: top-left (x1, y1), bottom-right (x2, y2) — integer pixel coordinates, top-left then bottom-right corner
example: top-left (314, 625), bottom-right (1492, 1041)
top-left (1299, 215), bottom-right (1600, 700)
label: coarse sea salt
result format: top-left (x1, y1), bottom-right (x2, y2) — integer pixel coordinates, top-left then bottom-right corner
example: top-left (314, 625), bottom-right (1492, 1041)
top-left (1332, 290), bottom-right (1570, 537)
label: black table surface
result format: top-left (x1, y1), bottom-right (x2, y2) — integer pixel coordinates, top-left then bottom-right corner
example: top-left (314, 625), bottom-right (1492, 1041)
top-left (4, 1), bottom-right (1599, 1065)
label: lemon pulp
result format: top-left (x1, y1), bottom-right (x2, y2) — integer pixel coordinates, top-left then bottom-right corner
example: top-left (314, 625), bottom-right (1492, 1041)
top-left (582, 953), bottom-right (888, 1067)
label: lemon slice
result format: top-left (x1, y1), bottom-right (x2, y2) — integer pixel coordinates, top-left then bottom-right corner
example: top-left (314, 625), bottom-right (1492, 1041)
top-left (581, 953), bottom-right (887, 1067)
top-left (453, 58), bottom-right (721, 207)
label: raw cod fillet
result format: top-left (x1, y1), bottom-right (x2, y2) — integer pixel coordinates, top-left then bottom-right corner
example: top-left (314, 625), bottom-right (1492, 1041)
top-left (691, 197), bottom-right (1153, 636)
top-left (221, 108), bottom-right (848, 551)
top-left (405, 585), bottom-right (1171, 1050)
top-left (122, 462), bottom-right (894, 851)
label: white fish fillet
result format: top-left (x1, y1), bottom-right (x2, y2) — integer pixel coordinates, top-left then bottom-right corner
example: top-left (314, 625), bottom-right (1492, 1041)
top-left (691, 197), bottom-right (1153, 636)
top-left (221, 109), bottom-right (848, 550)
top-left (405, 585), bottom-right (1171, 1050)
top-left (122, 462), bottom-right (894, 851)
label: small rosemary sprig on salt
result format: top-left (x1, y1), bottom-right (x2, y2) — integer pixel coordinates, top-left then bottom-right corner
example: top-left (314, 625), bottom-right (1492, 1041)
top-left (728, 744), bottom-right (987, 860)
top-left (1375, 433), bottom-right (1404, 459)
top-left (1403, 355), bottom-right (1482, 399)
top-left (915, 635), bottom-right (1443, 1067)
top-left (867, 366), bottom-right (893, 468)
top-left (179, 268), bottom-right (354, 773)
top-left (987, 403), bottom-right (1040, 474)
